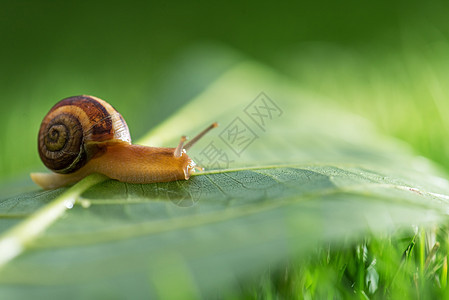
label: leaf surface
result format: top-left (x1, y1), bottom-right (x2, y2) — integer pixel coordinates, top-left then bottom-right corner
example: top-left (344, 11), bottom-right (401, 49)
top-left (1, 62), bottom-right (448, 298)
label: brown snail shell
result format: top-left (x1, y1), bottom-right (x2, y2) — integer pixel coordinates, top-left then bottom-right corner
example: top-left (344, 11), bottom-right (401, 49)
top-left (38, 95), bottom-right (131, 174)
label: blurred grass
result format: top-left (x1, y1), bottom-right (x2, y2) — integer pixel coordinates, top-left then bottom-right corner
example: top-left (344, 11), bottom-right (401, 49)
top-left (277, 32), bottom-right (449, 173)
top-left (230, 226), bottom-right (449, 299)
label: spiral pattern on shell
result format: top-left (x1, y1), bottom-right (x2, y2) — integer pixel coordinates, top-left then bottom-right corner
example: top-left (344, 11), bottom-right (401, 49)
top-left (38, 95), bottom-right (131, 174)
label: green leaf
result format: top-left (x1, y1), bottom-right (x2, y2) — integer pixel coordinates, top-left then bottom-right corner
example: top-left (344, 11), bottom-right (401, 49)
top-left (1, 61), bottom-right (448, 298)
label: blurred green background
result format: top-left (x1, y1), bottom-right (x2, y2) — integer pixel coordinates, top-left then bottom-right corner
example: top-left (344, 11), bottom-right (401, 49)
top-left (1, 0), bottom-right (449, 180)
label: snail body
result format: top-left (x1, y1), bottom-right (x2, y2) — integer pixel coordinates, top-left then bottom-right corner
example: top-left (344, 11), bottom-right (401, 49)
top-left (31, 95), bottom-right (217, 189)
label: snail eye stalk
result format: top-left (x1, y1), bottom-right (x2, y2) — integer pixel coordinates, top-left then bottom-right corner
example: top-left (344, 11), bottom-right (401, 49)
top-left (183, 122), bottom-right (218, 151)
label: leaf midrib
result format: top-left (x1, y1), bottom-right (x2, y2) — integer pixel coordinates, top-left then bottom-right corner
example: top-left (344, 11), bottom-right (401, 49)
top-left (31, 184), bottom-right (444, 249)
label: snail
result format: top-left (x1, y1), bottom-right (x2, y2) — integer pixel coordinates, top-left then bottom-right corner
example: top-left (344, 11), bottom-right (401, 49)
top-left (30, 95), bottom-right (217, 189)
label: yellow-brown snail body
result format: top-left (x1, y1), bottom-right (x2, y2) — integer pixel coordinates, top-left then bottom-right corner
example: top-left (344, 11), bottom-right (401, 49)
top-left (31, 95), bottom-right (217, 189)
